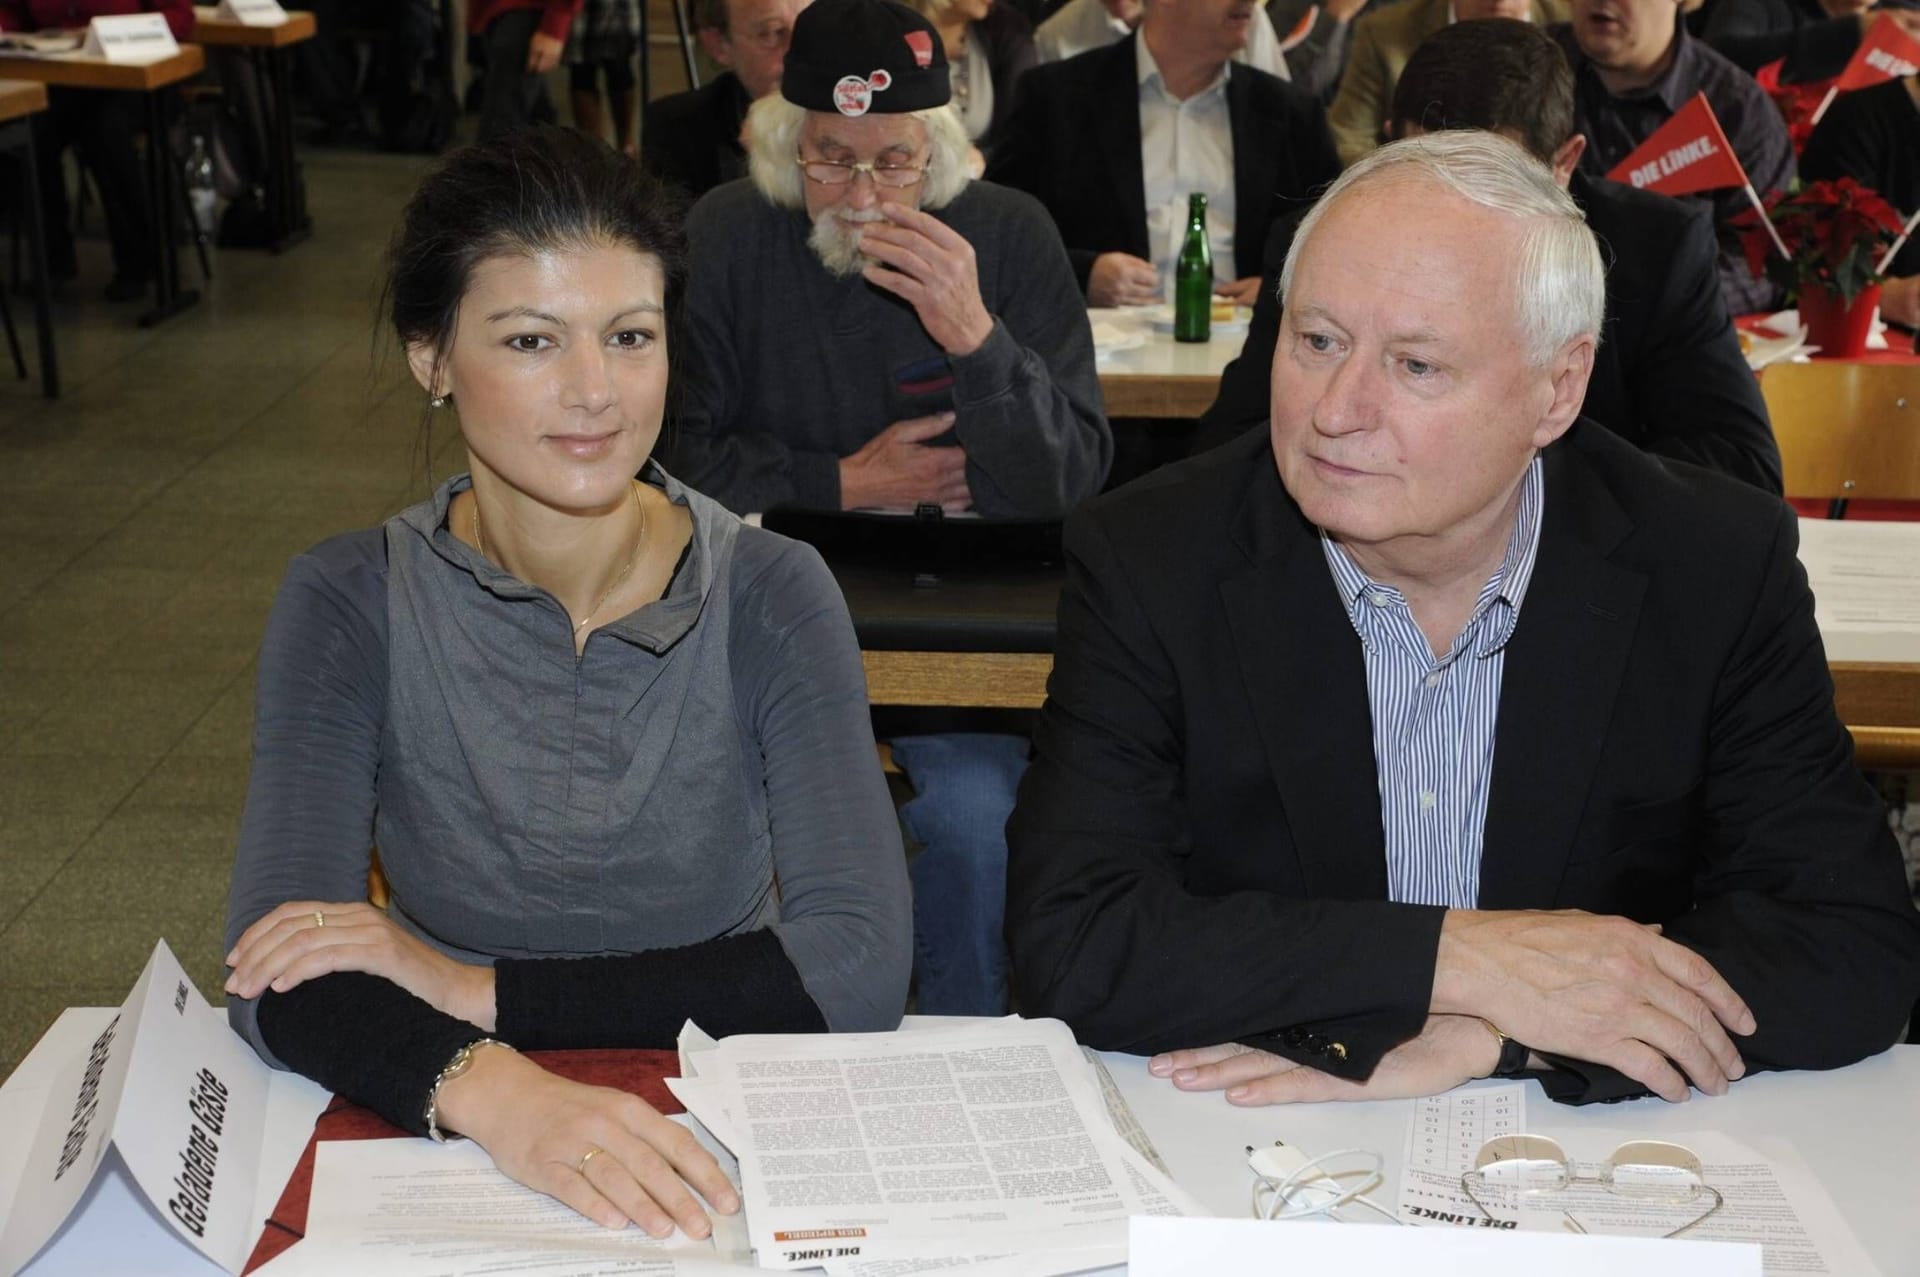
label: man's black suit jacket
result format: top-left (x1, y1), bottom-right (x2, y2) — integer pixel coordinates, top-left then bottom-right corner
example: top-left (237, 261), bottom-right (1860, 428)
top-left (1198, 171), bottom-right (1783, 494)
top-left (984, 33), bottom-right (1342, 292)
top-left (641, 71), bottom-right (751, 202)
top-left (1005, 424), bottom-right (1920, 1102)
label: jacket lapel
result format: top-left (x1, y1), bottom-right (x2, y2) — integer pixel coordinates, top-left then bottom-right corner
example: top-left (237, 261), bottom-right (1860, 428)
top-left (1221, 464), bottom-right (1388, 900)
top-left (1098, 35), bottom-right (1151, 261)
top-left (1478, 435), bottom-right (1647, 908)
top-left (1227, 67), bottom-right (1278, 281)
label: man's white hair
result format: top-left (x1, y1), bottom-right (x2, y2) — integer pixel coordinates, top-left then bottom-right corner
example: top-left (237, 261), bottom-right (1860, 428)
top-left (1280, 132), bottom-right (1604, 367)
top-left (747, 94), bottom-right (972, 211)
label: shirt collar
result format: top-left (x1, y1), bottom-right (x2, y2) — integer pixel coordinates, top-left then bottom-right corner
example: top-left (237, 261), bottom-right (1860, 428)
top-left (1565, 13), bottom-right (1697, 114)
top-left (1321, 456), bottom-right (1546, 662)
top-left (1135, 30), bottom-right (1231, 103)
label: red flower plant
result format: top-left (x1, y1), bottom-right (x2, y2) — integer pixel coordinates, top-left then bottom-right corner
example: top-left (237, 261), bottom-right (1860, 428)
top-left (1736, 177), bottom-right (1907, 304)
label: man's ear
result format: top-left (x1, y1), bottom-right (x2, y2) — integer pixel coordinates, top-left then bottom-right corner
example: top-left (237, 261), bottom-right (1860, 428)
top-left (698, 27), bottom-right (735, 71)
top-left (404, 341), bottom-right (445, 399)
top-left (1550, 134), bottom-right (1588, 187)
top-left (1533, 334), bottom-right (1595, 449)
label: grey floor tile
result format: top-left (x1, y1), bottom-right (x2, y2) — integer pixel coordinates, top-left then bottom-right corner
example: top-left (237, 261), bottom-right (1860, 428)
top-left (9, 671), bottom-right (238, 756)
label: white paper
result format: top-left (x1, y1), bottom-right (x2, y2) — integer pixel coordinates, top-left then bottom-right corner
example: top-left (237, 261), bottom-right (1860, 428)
top-left (0, 940), bottom-right (296, 1276)
top-left (1129, 1215), bottom-right (1761, 1276)
top-left (1393, 1082), bottom-right (1526, 1229)
top-left (1796, 519), bottom-right (1920, 635)
top-left (699, 1017), bottom-right (1199, 1269)
top-left (215, 0), bottom-right (289, 25)
top-left (1512, 1128), bottom-right (1880, 1276)
top-left (79, 13), bottom-right (178, 62)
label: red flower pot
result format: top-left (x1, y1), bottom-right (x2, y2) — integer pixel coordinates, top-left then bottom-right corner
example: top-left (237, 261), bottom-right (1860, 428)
top-left (1800, 282), bottom-right (1882, 359)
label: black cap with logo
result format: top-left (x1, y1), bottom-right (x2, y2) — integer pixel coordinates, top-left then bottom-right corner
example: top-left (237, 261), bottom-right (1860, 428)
top-left (780, 0), bottom-right (952, 118)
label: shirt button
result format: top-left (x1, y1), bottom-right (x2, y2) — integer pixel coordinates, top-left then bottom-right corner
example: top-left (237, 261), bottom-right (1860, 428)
top-left (1366, 591), bottom-right (1390, 608)
top-left (1420, 789), bottom-right (1437, 811)
top-left (1424, 671), bottom-right (1442, 688)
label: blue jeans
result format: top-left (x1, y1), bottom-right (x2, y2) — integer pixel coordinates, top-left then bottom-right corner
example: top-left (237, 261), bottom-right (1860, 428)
top-left (890, 732), bottom-right (1030, 1016)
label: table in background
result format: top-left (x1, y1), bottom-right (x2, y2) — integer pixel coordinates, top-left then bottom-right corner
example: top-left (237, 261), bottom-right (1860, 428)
top-left (0, 47), bottom-right (207, 327)
top-left (1093, 306), bottom-right (1244, 420)
top-left (190, 9), bottom-right (316, 253)
top-left (0, 78), bottom-right (56, 397)
top-left (5, 1009), bottom-right (1912, 1275)
top-left (829, 521), bottom-right (1920, 768)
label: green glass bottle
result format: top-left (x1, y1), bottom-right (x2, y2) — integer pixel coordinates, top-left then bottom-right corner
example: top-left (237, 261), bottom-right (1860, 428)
top-left (1174, 192), bottom-right (1213, 344)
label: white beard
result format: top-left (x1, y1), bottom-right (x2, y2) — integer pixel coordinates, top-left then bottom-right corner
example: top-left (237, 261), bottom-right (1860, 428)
top-left (809, 207), bottom-right (888, 278)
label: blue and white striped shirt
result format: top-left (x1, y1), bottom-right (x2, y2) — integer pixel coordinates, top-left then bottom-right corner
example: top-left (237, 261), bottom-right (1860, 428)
top-left (1319, 459), bottom-right (1545, 908)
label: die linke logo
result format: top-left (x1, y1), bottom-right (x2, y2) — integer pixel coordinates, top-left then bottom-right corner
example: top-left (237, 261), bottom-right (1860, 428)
top-left (834, 69), bottom-right (893, 116)
top-left (1605, 93), bottom-right (1749, 200)
top-left (1836, 13), bottom-right (1920, 89)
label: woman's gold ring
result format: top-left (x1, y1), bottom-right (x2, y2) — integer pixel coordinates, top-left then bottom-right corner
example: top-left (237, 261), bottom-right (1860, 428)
top-left (577, 1146), bottom-right (607, 1176)
top-left (313, 911), bottom-right (326, 929)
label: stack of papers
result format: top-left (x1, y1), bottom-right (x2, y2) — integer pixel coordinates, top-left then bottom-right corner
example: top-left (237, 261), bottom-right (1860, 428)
top-left (670, 1015), bottom-right (1206, 1274)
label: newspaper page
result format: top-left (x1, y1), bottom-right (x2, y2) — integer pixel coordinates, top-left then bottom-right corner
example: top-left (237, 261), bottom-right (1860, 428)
top-left (704, 1018), bottom-right (1199, 1269)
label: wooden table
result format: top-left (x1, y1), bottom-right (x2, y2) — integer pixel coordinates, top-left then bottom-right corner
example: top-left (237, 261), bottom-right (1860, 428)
top-left (1092, 306), bottom-right (1243, 419)
top-left (0, 46), bottom-right (206, 326)
top-left (191, 9), bottom-right (317, 252)
top-left (0, 78), bottom-right (56, 397)
top-left (842, 521), bottom-right (1920, 769)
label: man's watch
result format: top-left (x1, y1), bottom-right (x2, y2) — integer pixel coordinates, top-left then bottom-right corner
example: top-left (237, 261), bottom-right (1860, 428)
top-left (1476, 1018), bottom-right (1530, 1078)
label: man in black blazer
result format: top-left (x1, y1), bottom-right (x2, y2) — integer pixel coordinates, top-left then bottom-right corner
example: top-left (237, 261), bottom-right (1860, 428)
top-left (641, 0), bottom-right (808, 199)
top-left (1198, 19), bottom-right (1781, 494)
top-left (985, 3), bottom-right (1342, 305)
top-left (1005, 130), bottom-right (1920, 1107)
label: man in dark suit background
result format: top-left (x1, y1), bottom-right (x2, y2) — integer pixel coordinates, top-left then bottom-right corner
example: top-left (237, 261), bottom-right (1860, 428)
top-left (986, 0), bottom-right (1342, 306)
top-left (641, 0), bottom-right (811, 199)
top-left (1199, 18), bottom-right (1781, 495)
top-left (1005, 129), bottom-right (1920, 1107)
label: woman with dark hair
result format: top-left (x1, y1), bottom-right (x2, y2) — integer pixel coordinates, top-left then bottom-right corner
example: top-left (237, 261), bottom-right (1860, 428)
top-left (908, 0), bottom-right (1038, 171)
top-left (222, 126), bottom-right (911, 1233)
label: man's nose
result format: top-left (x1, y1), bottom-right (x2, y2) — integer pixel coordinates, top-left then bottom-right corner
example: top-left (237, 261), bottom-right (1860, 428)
top-left (1309, 351), bottom-right (1377, 437)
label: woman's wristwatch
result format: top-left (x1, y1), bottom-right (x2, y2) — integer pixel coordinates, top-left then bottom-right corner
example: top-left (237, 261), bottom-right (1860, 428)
top-left (1475, 1018), bottom-right (1531, 1078)
top-left (424, 1038), bottom-right (517, 1143)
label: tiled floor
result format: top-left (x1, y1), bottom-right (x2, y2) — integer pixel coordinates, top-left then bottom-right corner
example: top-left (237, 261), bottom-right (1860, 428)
top-left (0, 145), bottom-right (457, 1077)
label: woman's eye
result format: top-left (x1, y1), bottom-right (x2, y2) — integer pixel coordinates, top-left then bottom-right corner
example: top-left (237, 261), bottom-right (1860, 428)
top-left (610, 329), bottom-right (654, 350)
top-left (508, 334), bottom-right (552, 353)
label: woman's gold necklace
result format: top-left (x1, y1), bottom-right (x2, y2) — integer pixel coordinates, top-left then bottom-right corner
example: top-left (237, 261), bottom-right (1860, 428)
top-left (472, 481), bottom-right (648, 634)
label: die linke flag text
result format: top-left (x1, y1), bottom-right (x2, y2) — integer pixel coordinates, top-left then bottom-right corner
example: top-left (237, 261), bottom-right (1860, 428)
top-left (1606, 94), bottom-right (1748, 197)
top-left (1834, 13), bottom-right (1920, 91)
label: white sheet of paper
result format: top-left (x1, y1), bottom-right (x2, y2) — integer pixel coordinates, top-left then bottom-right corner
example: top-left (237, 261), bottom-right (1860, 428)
top-left (1796, 519), bottom-right (1920, 640)
top-left (1128, 1215), bottom-right (1761, 1275)
top-left (1511, 1127), bottom-right (1881, 1276)
top-left (0, 941), bottom-right (304, 1276)
top-left (1394, 1082), bottom-right (1526, 1228)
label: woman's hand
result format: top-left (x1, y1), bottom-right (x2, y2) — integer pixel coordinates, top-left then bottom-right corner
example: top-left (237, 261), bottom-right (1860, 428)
top-left (438, 1046), bottom-right (742, 1236)
top-left (225, 901), bottom-right (496, 1029)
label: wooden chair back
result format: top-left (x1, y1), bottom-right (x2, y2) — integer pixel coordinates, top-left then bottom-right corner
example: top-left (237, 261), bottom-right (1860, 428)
top-left (1760, 362), bottom-right (1920, 502)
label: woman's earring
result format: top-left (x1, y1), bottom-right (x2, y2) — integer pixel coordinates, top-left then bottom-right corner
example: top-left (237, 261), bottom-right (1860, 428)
top-left (429, 394), bottom-right (448, 409)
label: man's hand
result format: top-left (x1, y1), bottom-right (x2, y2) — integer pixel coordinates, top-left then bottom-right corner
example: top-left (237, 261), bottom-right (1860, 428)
top-left (438, 1047), bottom-right (741, 1236)
top-left (1433, 909), bottom-right (1757, 1102)
top-left (1088, 252), bottom-right (1160, 308)
top-left (839, 413), bottom-right (972, 512)
top-left (1146, 1016), bottom-right (1499, 1104)
top-left (1215, 276), bottom-right (1264, 307)
top-left (859, 204), bottom-right (996, 356)
top-left (1881, 274), bottom-right (1918, 329)
top-left (526, 32), bottom-right (564, 74)
top-left (225, 901), bottom-right (496, 1029)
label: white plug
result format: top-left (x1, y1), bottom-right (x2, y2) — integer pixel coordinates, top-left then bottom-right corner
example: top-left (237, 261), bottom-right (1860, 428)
top-left (1246, 1141), bottom-right (1345, 1215)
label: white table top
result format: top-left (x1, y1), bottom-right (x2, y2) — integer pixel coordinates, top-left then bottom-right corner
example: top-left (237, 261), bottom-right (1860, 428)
top-left (1090, 306), bottom-right (1247, 382)
top-left (5, 1008), bottom-right (1914, 1275)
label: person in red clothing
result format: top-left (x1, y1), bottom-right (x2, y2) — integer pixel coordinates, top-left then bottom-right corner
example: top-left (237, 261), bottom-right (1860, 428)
top-left (470, 0), bottom-right (582, 139)
top-left (0, 0), bottom-right (192, 300)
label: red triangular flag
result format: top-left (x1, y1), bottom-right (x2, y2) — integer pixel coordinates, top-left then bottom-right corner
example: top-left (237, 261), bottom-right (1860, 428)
top-left (1834, 12), bottom-right (1920, 92)
top-left (1605, 93), bottom-right (1750, 198)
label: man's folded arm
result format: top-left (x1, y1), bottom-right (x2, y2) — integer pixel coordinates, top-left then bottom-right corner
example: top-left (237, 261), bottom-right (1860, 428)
top-left (1661, 506), bottom-right (1920, 1072)
top-left (1005, 509), bottom-right (1444, 1076)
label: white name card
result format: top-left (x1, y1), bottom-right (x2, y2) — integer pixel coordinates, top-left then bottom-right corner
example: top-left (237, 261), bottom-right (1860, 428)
top-left (217, 0), bottom-right (290, 26)
top-left (0, 941), bottom-right (298, 1276)
top-left (1129, 1216), bottom-right (1762, 1277)
top-left (81, 12), bottom-right (179, 63)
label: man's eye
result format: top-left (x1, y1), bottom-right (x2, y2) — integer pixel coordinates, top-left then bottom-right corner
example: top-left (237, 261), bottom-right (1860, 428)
top-left (509, 334), bottom-right (552, 352)
top-left (1403, 358), bottom-right (1436, 378)
top-left (1302, 333), bottom-right (1335, 354)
